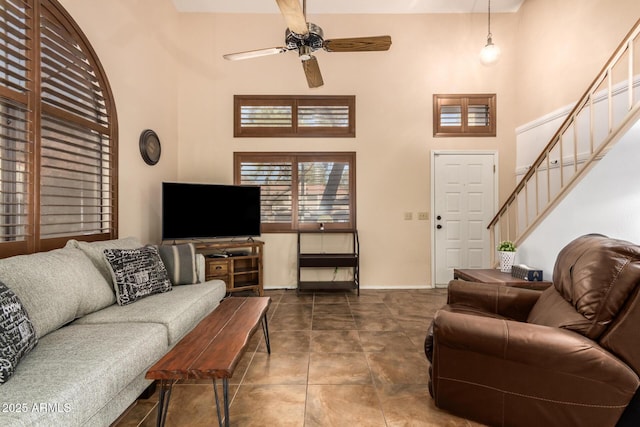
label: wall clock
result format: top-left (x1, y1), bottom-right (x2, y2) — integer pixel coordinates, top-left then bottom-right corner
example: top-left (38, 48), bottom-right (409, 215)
top-left (139, 129), bottom-right (161, 165)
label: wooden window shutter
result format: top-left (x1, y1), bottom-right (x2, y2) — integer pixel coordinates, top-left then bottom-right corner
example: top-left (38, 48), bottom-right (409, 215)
top-left (433, 94), bottom-right (496, 137)
top-left (0, 0), bottom-right (117, 257)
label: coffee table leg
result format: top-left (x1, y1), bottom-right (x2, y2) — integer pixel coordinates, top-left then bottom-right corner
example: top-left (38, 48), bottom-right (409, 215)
top-left (262, 314), bottom-right (271, 354)
top-left (223, 378), bottom-right (230, 427)
top-left (213, 379), bottom-right (222, 426)
top-left (156, 380), bottom-right (173, 427)
top-left (212, 378), bottom-right (231, 427)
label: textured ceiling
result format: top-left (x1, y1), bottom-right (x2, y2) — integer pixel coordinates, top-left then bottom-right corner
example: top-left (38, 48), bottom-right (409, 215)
top-left (170, 0), bottom-right (525, 14)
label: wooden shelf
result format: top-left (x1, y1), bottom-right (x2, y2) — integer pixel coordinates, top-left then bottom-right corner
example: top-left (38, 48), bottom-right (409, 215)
top-left (297, 230), bottom-right (359, 295)
top-left (299, 253), bottom-right (358, 268)
top-left (196, 240), bottom-right (264, 296)
top-left (298, 281), bottom-right (357, 291)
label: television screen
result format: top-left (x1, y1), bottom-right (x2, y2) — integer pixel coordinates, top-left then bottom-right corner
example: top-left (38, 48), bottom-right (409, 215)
top-left (162, 182), bottom-right (261, 240)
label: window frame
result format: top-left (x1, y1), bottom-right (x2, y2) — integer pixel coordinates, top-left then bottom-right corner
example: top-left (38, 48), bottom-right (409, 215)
top-left (433, 94), bottom-right (496, 137)
top-left (234, 152), bottom-right (356, 232)
top-left (0, 0), bottom-right (118, 258)
top-left (234, 95), bottom-right (356, 138)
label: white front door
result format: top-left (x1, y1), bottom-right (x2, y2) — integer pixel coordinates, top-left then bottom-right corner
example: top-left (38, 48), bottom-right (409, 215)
top-left (432, 152), bottom-right (496, 286)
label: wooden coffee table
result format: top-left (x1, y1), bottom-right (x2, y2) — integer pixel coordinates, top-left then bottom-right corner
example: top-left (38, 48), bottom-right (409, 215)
top-left (146, 297), bottom-right (271, 427)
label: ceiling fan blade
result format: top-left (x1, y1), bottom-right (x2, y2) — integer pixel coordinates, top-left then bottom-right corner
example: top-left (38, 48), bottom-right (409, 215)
top-left (323, 35), bottom-right (392, 52)
top-left (223, 47), bottom-right (288, 61)
top-left (275, 0), bottom-right (308, 35)
top-left (302, 56), bottom-right (323, 88)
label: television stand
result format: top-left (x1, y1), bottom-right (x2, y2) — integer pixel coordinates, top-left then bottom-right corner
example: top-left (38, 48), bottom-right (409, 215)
top-left (196, 240), bottom-right (264, 296)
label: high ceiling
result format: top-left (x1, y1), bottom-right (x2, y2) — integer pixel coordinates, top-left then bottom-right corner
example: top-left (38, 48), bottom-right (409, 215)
top-left (171, 0), bottom-right (525, 14)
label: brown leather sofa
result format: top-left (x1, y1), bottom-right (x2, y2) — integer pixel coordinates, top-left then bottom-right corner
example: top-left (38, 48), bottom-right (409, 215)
top-left (425, 234), bottom-right (640, 427)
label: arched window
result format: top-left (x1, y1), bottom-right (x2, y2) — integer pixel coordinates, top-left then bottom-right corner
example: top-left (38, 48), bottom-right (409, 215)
top-left (0, 0), bottom-right (117, 257)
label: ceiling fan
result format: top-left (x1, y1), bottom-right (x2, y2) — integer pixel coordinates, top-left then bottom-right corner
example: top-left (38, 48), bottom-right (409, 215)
top-left (223, 0), bottom-right (392, 88)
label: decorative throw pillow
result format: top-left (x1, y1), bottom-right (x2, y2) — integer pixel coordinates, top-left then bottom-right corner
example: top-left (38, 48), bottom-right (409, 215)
top-left (0, 281), bottom-right (37, 384)
top-left (103, 246), bottom-right (172, 306)
top-left (157, 243), bottom-right (198, 285)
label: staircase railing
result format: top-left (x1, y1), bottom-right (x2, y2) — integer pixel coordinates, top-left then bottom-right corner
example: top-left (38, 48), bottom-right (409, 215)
top-left (488, 19), bottom-right (640, 264)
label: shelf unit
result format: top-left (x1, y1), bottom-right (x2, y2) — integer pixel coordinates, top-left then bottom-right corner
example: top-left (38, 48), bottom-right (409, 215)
top-left (297, 230), bottom-right (359, 295)
top-left (195, 240), bottom-right (263, 296)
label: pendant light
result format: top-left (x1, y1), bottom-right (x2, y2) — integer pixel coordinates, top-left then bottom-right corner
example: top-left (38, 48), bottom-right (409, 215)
top-left (479, 0), bottom-right (501, 66)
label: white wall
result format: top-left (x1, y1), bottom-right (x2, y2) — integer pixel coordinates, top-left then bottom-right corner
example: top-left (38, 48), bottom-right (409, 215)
top-left (517, 118), bottom-right (640, 279)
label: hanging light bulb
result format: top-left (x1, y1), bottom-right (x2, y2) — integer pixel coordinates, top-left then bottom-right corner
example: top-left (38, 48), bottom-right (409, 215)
top-left (479, 0), bottom-right (501, 66)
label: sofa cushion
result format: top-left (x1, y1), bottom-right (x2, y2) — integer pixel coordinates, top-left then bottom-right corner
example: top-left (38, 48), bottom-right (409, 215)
top-left (66, 237), bottom-right (143, 286)
top-left (0, 247), bottom-right (115, 339)
top-left (157, 243), bottom-right (198, 285)
top-left (0, 323), bottom-right (167, 427)
top-left (104, 246), bottom-right (172, 306)
top-left (73, 279), bottom-right (226, 345)
top-left (0, 281), bottom-right (37, 384)
top-left (547, 234), bottom-right (640, 339)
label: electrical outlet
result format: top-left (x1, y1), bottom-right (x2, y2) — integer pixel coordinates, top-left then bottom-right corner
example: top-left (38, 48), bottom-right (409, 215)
top-left (418, 212), bottom-right (429, 220)
top-left (404, 212), bottom-right (413, 220)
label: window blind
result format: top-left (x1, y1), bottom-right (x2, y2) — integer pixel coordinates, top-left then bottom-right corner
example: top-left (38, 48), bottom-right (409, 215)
top-left (235, 152), bottom-right (355, 232)
top-left (38, 5), bottom-right (114, 240)
top-left (240, 105), bottom-right (292, 128)
top-left (239, 159), bottom-right (293, 225)
top-left (298, 161), bottom-right (350, 224)
top-left (0, 98), bottom-right (29, 242)
top-left (468, 104), bottom-right (491, 127)
top-left (234, 95), bottom-right (355, 137)
top-left (298, 105), bottom-right (349, 128)
top-left (439, 105), bottom-right (462, 127)
top-left (0, 0), bottom-right (117, 257)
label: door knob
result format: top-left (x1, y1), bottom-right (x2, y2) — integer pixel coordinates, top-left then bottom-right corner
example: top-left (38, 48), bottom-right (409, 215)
top-left (436, 225), bottom-right (442, 229)
top-left (436, 215), bottom-right (442, 220)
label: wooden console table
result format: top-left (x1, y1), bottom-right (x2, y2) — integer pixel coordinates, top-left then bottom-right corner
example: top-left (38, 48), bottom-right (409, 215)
top-left (453, 268), bottom-right (552, 291)
top-left (146, 297), bottom-right (271, 427)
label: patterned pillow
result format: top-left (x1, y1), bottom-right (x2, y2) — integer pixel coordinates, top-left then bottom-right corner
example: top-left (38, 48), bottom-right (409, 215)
top-left (103, 246), bottom-right (172, 306)
top-left (157, 243), bottom-right (198, 285)
top-left (0, 281), bottom-right (37, 384)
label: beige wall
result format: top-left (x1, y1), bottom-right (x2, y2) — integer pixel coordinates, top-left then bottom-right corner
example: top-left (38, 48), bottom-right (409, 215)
top-left (515, 0), bottom-right (640, 124)
top-left (175, 12), bottom-right (519, 287)
top-left (55, 0), bottom-right (639, 288)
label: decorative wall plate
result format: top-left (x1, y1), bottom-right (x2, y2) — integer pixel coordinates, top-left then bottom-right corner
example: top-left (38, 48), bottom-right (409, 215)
top-left (139, 129), bottom-right (161, 165)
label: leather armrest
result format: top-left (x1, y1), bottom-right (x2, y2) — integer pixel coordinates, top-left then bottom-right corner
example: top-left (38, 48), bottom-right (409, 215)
top-left (446, 280), bottom-right (543, 321)
top-left (433, 310), bottom-right (639, 395)
top-left (431, 309), bottom-right (640, 427)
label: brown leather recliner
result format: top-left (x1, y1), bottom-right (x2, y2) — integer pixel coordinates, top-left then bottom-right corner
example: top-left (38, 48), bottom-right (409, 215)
top-left (425, 234), bottom-right (640, 427)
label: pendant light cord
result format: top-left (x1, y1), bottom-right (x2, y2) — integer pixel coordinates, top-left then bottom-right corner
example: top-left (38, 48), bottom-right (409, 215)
top-left (487, 0), bottom-right (492, 39)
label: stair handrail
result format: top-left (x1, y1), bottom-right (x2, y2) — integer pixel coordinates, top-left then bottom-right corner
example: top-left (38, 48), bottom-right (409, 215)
top-left (488, 18), bottom-right (640, 255)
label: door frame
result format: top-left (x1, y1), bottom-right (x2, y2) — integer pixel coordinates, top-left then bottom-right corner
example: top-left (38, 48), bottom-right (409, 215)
top-left (430, 150), bottom-right (499, 287)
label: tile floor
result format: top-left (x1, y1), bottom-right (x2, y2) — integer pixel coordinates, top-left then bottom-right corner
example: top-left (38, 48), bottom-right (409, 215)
top-left (113, 289), bottom-right (485, 427)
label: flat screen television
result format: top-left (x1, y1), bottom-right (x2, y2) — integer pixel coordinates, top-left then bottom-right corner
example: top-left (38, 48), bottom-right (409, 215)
top-left (162, 182), bottom-right (261, 240)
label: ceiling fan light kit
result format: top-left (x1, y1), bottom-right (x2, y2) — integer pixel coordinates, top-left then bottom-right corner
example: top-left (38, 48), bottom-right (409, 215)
top-left (223, 0), bottom-right (392, 88)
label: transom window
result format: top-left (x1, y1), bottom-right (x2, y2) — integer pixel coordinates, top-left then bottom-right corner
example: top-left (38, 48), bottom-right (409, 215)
top-left (234, 95), bottom-right (355, 138)
top-left (433, 94), bottom-right (496, 137)
top-left (234, 152), bottom-right (356, 232)
top-left (0, 0), bottom-right (117, 257)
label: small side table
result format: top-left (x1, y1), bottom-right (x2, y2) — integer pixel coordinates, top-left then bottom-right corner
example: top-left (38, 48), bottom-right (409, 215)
top-left (453, 268), bottom-right (552, 291)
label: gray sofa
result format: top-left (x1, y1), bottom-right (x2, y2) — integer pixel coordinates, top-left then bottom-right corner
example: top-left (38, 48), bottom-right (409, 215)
top-left (0, 237), bottom-right (226, 426)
